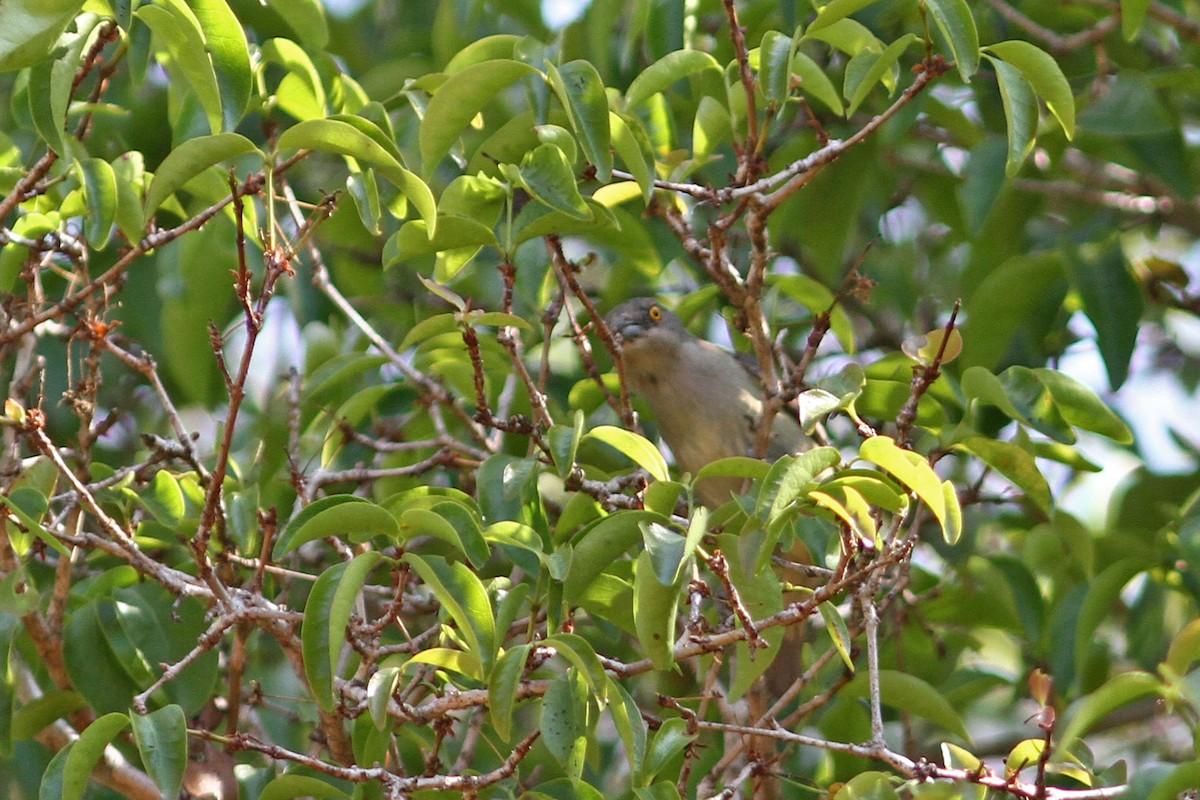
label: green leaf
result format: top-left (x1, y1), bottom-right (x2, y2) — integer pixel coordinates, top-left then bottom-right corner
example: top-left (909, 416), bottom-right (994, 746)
top-left (563, 510), bottom-right (670, 604)
top-left (954, 436), bottom-right (1052, 513)
top-left (143, 133), bottom-right (261, 218)
top-left (694, 457), bottom-right (773, 484)
top-left (0, 487), bottom-right (69, 557)
top-left (130, 705), bottom-right (188, 800)
top-left (759, 30), bottom-right (796, 103)
top-left (366, 665), bottom-right (401, 730)
top-left (381, 214), bottom-right (499, 267)
top-left (27, 55), bottom-right (69, 156)
top-left (1147, 763), bottom-right (1200, 800)
top-left (719, 531), bottom-right (785, 701)
top-left (633, 549), bottom-right (684, 671)
top-left (607, 676), bottom-right (647, 777)
top-left (791, 50), bottom-right (845, 115)
top-left (265, 0), bottom-right (328, 49)
top-left (543, 633), bottom-right (608, 699)
top-left (984, 55), bottom-right (1037, 176)
top-left (75, 158), bottom-right (118, 250)
top-left (759, 446), bottom-right (843, 523)
top-left (1058, 671), bottom-right (1161, 756)
top-left (136, 1), bottom-right (224, 133)
top-left (273, 495), bottom-right (401, 557)
top-left (445, 34), bottom-right (520, 72)
top-left (984, 40), bottom-right (1075, 139)
top-left (1064, 242), bottom-right (1142, 390)
top-left (549, 60), bottom-right (612, 181)
top-left (806, 0), bottom-right (884, 34)
top-left (261, 37), bottom-right (326, 120)
top-left (63, 712), bottom-right (131, 800)
top-left (488, 643), bottom-right (530, 742)
top-left (624, 50), bottom-right (721, 108)
top-left (419, 59), bottom-right (539, 174)
top-left (278, 118), bottom-right (437, 236)
top-left (924, 0), bottom-right (980, 80)
top-left (1033, 368), bottom-right (1132, 443)
top-left (1073, 559), bottom-right (1147, 686)
top-left (641, 717), bottom-right (694, 784)
top-left (859, 436), bottom-right (959, 542)
top-left (301, 552), bottom-right (385, 712)
top-left (188, 0), bottom-right (252, 130)
top-left (1165, 618), bottom-right (1200, 677)
top-left (11, 691), bottom-right (87, 739)
top-left (548, 411), bottom-right (585, 479)
top-left (39, 741), bottom-right (72, 800)
top-left (961, 251), bottom-right (1068, 370)
top-left (612, 111), bottom-right (655, 203)
top-left (584, 426), bottom-right (669, 482)
top-left (640, 522), bottom-right (688, 587)
top-left (259, 775), bottom-right (349, 800)
top-left (846, 670), bottom-right (970, 740)
top-left (515, 143), bottom-right (591, 220)
top-left (398, 504), bottom-right (490, 570)
top-left (402, 554), bottom-right (496, 678)
top-left (542, 670), bottom-right (589, 780)
top-left (819, 601), bottom-right (855, 671)
top-left (0, 0), bottom-right (84, 72)
top-left (845, 33), bottom-right (918, 115)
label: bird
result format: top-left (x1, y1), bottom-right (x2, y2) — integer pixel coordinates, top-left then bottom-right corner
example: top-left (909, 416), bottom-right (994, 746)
top-left (604, 297), bottom-right (810, 507)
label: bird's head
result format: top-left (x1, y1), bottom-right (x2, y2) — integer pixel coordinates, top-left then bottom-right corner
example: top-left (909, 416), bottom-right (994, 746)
top-left (604, 298), bottom-right (690, 354)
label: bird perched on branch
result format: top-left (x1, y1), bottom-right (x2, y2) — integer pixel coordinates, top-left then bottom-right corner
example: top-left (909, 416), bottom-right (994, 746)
top-left (604, 298), bottom-right (810, 507)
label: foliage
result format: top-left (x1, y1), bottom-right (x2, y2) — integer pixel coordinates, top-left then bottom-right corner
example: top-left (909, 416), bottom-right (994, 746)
top-left (0, 0), bottom-right (1199, 798)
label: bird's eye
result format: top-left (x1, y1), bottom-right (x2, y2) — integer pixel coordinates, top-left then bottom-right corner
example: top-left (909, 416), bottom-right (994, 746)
top-left (648, 305), bottom-right (663, 322)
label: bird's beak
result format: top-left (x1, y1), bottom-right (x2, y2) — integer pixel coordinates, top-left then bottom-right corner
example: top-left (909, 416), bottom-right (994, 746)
top-left (609, 318), bottom-right (645, 346)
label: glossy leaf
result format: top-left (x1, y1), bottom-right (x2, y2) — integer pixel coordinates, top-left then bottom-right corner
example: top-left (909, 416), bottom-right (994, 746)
top-left (584, 426), bottom-right (669, 482)
top-left (402, 553), bottom-right (496, 678)
top-left (0, 0), bottom-right (84, 72)
top-left (541, 670), bottom-right (588, 780)
top-left (1058, 671), bottom-right (1162, 755)
top-left (624, 50), bottom-right (721, 108)
top-left (301, 552), bottom-right (385, 712)
top-left (633, 549), bottom-right (682, 671)
top-left (130, 705), bottom-right (188, 800)
top-left (925, 0), bottom-right (979, 79)
top-left (419, 59), bottom-right (539, 174)
top-left (273, 495), bottom-right (401, 557)
top-left (792, 50), bottom-right (845, 115)
top-left (259, 775), bottom-right (349, 800)
top-left (398, 504), bottom-right (490, 569)
top-left (143, 133), bottom-right (261, 218)
top-left (759, 30), bottom-right (795, 103)
top-left (278, 118), bottom-right (437, 235)
top-left (488, 643), bottom-right (530, 742)
top-left (846, 670), bottom-right (970, 740)
top-left (845, 33), bottom-right (918, 116)
top-left (62, 712), bottom-right (131, 800)
top-left (806, 0), bottom-right (884, 34)
top-left (859, 436), bottom-right (959, 543)
top-left (985, 56), bottom-right (1037, 176)
top-left (550, 60), bottom-right (612, 180)
top-left (607, 676), bottom-right (647, 776)
top-left (984, 40), bottom-right (1075, 140)
top-left (189, 0), bottom-right (252, 130)
top-left (563, 510), bottom-right (670, 604)
top-left (515, 143), bottom-right (591, 220)
top-left (1034, 368), bottom-right (1133, 442)
top-left (954, 436), bottom-right (1052, 514)
top-left (136, 1), bottom-right (224, 133)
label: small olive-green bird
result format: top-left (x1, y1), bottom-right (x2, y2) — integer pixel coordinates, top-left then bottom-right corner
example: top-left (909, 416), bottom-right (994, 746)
top-left (605, 298), bottom-right (810, 507)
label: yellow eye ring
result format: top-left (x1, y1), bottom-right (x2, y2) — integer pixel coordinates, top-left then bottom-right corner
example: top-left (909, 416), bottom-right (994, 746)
top-left (648, 305), bottom-right (663, 322)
